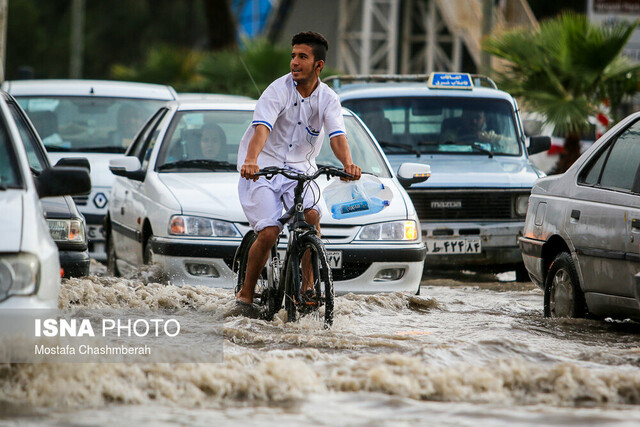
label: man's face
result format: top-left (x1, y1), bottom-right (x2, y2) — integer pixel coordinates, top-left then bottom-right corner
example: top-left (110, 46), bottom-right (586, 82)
top-left (466, 111), bottom-right (485, 131)
top-left (291, 43), bottom-right (319, 84)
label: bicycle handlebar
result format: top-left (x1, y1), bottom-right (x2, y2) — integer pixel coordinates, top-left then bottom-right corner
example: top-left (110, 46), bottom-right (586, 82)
top-left (254, 166), bottom-right (354, 181)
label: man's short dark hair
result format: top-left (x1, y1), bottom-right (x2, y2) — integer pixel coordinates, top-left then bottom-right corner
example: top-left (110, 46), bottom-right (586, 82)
top-left (291, 31), bottom-right (328, 62)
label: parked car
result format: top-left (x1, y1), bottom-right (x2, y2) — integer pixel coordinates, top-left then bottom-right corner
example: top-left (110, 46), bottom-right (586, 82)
top-left (106, 99), bottom-right (429, 293)
top-left (4, 91), bottom-right (91, 277)
top-left (0, 90), bottom-right (90, 308)
top-left (331, 72), bottom-right (550, 281)
top-left (2, 79), bottom-right (178, 261)
top-left (519, 111), bottom-right (640, 320)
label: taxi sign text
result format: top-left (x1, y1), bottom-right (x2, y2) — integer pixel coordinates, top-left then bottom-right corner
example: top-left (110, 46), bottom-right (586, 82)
top-left (428, 73), bottom-right (473, 89)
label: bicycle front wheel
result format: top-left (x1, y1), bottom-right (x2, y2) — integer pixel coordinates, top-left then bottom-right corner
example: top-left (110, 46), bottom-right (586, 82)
top-left (283, 234), bottom-right (334, 327)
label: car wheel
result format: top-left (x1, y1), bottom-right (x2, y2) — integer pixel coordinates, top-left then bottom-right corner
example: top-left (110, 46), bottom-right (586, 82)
top-left (544, 252), bottom-right (585, 318)
top-left (515, 263), bottom-right (530, 282)
top-left (107, 232), bottom-right (120, 277)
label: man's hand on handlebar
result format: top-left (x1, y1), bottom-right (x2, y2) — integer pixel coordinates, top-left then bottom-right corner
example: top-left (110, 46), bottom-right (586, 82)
top-left (240, 161), bottom-right (260, 181)
top-left (343, 163), bottom-right (361, 181)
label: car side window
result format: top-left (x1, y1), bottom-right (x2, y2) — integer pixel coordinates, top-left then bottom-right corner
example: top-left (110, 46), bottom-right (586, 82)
top-left (7, 101), bottom-right (48, 173)
top-left (599, 121), bottom-right (640, 192)
top-left (127, 108), bottom-right (167, 159)
top-left (580, 120), bottom-right (640, 192)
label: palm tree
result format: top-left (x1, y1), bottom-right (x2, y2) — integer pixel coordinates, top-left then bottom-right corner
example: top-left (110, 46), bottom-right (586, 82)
top-left (483, 13), bottom-right (640, 173)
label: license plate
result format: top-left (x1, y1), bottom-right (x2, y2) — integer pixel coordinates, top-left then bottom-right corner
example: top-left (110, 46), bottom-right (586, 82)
top-left (278, 250), bottom-right (342, 269)
top-left (425, 238), bottom-right (481, 255)
top-left (326, 251), bottom-right (342, 269)
top-left (87, 225), bottom-right (106, 241)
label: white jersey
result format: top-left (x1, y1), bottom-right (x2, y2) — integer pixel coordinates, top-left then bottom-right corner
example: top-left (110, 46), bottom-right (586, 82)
top-left (237, 73), bottom-right (346, 173)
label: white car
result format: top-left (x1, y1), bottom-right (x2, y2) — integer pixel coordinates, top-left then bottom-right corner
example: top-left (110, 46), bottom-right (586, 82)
top-left (0, 90), bottom-right (90, 309)
top-left (2, 79), bottom-right (178, 261)
top-left (106, 99), bottom-right (429, 293)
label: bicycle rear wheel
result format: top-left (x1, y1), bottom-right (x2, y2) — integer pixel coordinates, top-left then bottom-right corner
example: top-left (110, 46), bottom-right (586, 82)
top-left (283, 234), bottom-right (334, 327)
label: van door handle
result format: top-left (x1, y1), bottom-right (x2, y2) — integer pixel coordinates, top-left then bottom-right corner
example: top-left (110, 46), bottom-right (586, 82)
top-left (632, 219), bottom-right (640, 230)
top-left (571, 209), bottom-right (580, 220)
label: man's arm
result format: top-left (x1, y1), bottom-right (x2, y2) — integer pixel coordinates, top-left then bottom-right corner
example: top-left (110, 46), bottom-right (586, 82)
top-left (330, 134), bottom-right (361, 180)
top-left (241, 124), bottom-right (270, 181)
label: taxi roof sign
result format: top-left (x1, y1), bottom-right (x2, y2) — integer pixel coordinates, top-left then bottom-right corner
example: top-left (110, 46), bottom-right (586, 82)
top-left (427, 72), bottom-right (474, 90)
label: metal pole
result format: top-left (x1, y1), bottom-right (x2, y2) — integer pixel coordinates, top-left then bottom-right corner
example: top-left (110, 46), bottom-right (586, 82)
top-left (0, 0), bottom-right (8, 82)
top-left (481, 0), bottom-right (493, 75)
top-left (70, 0), bottom-right (85, 78)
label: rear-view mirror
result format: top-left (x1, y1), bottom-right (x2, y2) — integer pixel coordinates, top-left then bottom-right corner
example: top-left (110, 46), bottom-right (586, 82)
top-left (109, 156), bottom-right (145, 181)
top-left (55, 157), bottom-right (91, 172)
top-left (397, 162), bottom-right (431, 188)
top-left (37, 166), bottom-right (91, 198)
top-left (528, 136), bottom-right (551, 155)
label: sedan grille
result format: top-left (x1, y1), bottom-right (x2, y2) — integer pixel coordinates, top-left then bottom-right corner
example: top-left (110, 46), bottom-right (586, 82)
top-left (407, 189), bottom-right (527, 221)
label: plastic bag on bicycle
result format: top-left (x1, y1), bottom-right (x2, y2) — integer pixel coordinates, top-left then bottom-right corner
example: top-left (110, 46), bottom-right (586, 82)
top-left (323, 175), bottom-right (393, 219)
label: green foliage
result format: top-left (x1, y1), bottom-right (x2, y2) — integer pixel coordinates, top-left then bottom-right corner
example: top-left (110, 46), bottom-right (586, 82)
top-left (484, 12), bottom-right (640, 134)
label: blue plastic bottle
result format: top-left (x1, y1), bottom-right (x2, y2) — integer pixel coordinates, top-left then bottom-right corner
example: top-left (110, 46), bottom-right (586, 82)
top-left (331, 196), bottom-right (390, 219)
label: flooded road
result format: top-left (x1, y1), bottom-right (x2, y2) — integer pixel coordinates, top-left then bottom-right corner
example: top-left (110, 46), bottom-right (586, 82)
top-left (2, 265), bottom-right (640, 426)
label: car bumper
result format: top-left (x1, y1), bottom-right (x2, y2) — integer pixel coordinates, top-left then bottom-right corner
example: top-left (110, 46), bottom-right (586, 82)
top-left (421, 221), bottom-right (525, 270)
top-left (59, 248), bottom-right (91, 278)
top-left (150, 236), bottom-right (426, 293)
top-left (518, 236), bottom-right (545, 289)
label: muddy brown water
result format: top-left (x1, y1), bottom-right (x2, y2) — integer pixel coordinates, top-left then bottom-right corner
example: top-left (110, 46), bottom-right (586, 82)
top-left (2, 264), bottom-right (640, 426)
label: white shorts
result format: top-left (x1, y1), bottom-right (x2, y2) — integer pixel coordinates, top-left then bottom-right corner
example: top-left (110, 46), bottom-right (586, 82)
top-left (238, 174), bottom-right (323, 232)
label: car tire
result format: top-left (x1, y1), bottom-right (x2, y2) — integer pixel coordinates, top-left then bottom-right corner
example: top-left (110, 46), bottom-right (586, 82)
top-left (515, 263), bottom-right (530, 282)
top-left (544, 252), bottom-right (586, 318)
top-left (107, 231), bottom-right (120, 277)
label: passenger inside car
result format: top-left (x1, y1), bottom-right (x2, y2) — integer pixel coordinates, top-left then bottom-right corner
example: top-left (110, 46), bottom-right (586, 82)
top-left (199, 122), bottom-right (228, 161)
top-left (111, 104), bottom-right (144, 148)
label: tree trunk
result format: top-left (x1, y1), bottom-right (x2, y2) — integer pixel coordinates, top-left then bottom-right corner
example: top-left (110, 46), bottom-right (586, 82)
top-left (553, 131), bottom-right (581, 174)
top-left (204, 0), bottom-right (236, 51)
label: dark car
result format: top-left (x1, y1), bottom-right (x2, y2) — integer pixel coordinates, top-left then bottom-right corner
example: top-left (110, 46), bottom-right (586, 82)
top-left (3, 91), bottom-right (91, 278)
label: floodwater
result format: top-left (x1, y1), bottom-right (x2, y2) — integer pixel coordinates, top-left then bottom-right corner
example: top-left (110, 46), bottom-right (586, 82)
top-left (2, 264), bottom-right (640, 426)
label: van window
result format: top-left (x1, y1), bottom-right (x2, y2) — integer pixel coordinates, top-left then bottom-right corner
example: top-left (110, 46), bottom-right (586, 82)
top-left (16, 97), bottom-right (166, 153)
top-left (0, 124), bottom-right (22, 188)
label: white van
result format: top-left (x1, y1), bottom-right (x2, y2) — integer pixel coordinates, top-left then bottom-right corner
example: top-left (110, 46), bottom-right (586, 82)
top-left (2, 79), bottom-right (177, 261)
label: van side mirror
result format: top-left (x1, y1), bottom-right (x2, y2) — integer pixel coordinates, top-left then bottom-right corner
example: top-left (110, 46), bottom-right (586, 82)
top-left (397, 162), bottom-right (431, 189)
top-left (55, 157), bottom-right (91, 172)
top-left (109, 157), bottom-right (145, 181)
top-left (36, 166), bottom-right (91, 198)
top-left (528, 136), bottom-right (551, 155)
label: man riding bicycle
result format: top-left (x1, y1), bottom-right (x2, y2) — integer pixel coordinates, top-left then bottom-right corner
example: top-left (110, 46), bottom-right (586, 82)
top-left (231, 31), bottom-right (361, 318)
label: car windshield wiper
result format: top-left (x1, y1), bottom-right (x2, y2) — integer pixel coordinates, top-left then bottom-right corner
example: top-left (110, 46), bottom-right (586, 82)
top-left (471, 142), bottom-right (494, 158)
top-left (75, 146), bottom-right (127, 153)
top-left (44, 146), bottom-right (74, 152)
top-left (0, 183), bottom-right (6, 191)
top-left (377, 140), bottom-right (421, 157)
top-left (158, 159), bottom-right (236, 171)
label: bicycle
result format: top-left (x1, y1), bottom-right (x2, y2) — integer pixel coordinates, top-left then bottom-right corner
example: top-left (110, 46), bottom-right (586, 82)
top-left (232, 165), bottom-right (353, 327)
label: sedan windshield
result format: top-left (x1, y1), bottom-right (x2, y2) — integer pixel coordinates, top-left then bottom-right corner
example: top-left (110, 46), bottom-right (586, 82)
top-left (16, 97), bottom-right (166, 153)
top-left (342, 97), bottom-right (521, 156)
top-left (156, 110), bottom-right (391, 177)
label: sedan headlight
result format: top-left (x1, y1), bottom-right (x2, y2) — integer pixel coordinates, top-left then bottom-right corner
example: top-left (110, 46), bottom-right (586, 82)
top-left (515, 194), bottom-right (530, 217)
top-left (0, 253), bottom-right (40, 301)
top-left (47, 219), bottom-right (86, 243)
top-left (356, 220), bottom-right (419, 241)
top-left (169, 215), bottom-right (241, 237)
